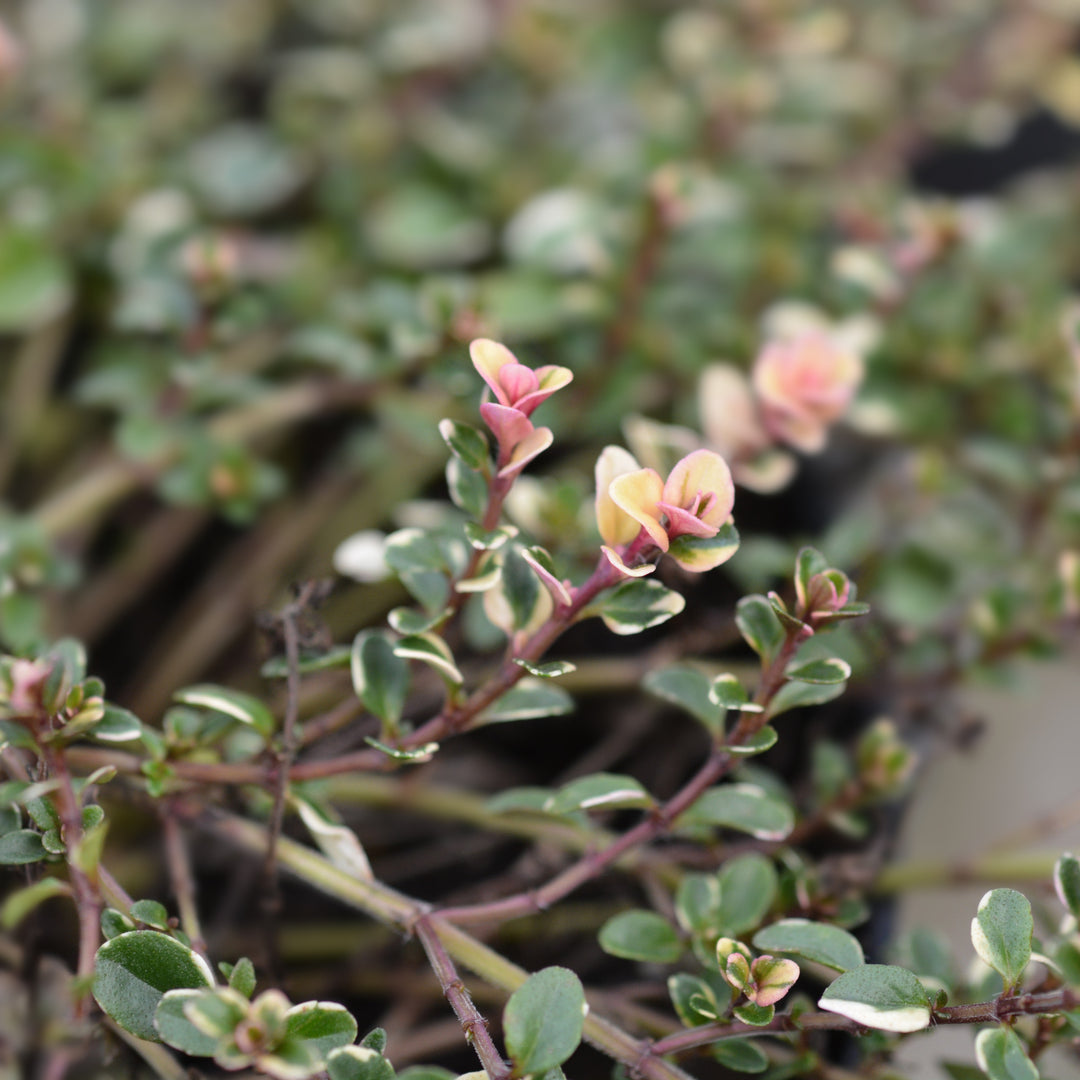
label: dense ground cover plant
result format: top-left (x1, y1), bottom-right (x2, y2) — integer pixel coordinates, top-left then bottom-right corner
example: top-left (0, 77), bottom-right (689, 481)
top-left (3, 2), bottom-right (1080, 1079)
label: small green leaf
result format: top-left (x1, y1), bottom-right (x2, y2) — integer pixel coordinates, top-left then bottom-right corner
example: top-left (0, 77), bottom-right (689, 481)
top-left (93, 930), bottom-right (215, 1041)
top-left (1054, 854), bottom-right (1080, 919)
top-left (732, 1002), bottom-right (774, 1026)
top-left (716, 854), bottom-right (778, 937)
top-left (712, 1038), bottom-right (769, 1073)
top-left (173, 685), bottom-right (275, 740)
top-left (971, 889), bottom-right (1033, 989)
top-left (102, 908), bottom-right (136, 940)
top-left (503, 967), bottom-right (586, 1076)
top-left (387, 607), bottom-right (450, 635)
top-left (668, 523), bottom-right (739, 571)
top-left (668, 973), bottom-right (730, 1027)
top-left (327, 1046), bottom-right (396, 1080)
top-left (384, 528), bottom-right (451, 613)
top-left (674, 874), bottom-right (720, 935)
top-left (725, 726), bottom-right (777, 757)
top-left (464, 522), bottom-right (517, 551)
top-left (784, 658), bottom-right (851, 685)
top-left (0, 877), bottom-right (68, 929)
top-left (752, 919), bottom-right (865, 973)
top-left (795, 548), bottom-right (829, 602)
top-left (681, 784), bottom-right (794, 841)
top-left (393, 633), bottom-right (463, 686)
top-left (153, 989), bottom-right (219, 1056)
top-left (480, 679), bottom-right (574, 723)
top-left (767, 679), bottom-right (846, 718)
top-left (361, 1028), bottom-right (387, 1053)
top-left (446, 458), bottom-right (488, 520)
top-left (709, 674), bottom-right (760, 712)
top-left (643, 666), bottom-right (724, 733)
top-left (363, 738), bottom-right (438, 763)
top-left (92, 705), bottom-right (145, 743)
top-left (228, 956), bottom-right (256, 998)
top-left (295, 797), bottom-right (374, 879)
top-left (735, 596), bottom-right (784, 662)
top-left (26, 796), bottom-right (60, 832)
top-left (285, 1001), bottom-right (359, 1063)
top-left (818, 964), bottom-right (931, 1033)
top-left (260, 645), bottom-right (352, 678)
top-left (130, 900), bottom-right (170, 930)
top-left (974, 1026), bottom-right (1039, 1080)
top-left (351, 631), bottom-right (410, 729)
top-left (0, 829), bottom-right (48, 865)
top-left (599, 910), bottom-right (683, 963)
top-left (594, 579), bottom-right (685, 636)
top-left (0, 804), bottom-right (19, 836)
top-left (513, 658), bottom-right (576, 678)
top-left (546, 774), bottom-right (654, 815)
top-left (438, 419), bottom-right (491, 472)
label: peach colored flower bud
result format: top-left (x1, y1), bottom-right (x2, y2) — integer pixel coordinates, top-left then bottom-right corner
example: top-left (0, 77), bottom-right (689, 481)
top-left (469, 339), bottom-right (572, 419)
top-left (594, 446), bottom-right (642, 549)
top-left (752, 333), bottom-right (863, 454)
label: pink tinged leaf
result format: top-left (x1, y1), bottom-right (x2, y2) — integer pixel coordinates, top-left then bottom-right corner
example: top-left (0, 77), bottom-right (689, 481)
top-left (498, 363), bottom-right (540, 406)
top-left (748, 956), bottom-right (800, 1007)
top-left (480, 402), bottom-right (534, 450)
top-left (514, 365), bottom-right (573, 416)
top-left (663, 449), bottom-right (734, 529)
top-left (521, 548), bottom-right (574, 605)
top-left (595, 445), bottom-right (643, 547)
top-left (470, 338), bottom-right (520, 406)
top-left (724, 953), bottom-right (751, 992)
top-left (656, 501), bottom-right (718, 539)
top-left (601, 545), bottom-right (656, 578)
top-left (609, 468), bottom-right (668, 550)
top-left (498, 426), bottom-right (553, 479)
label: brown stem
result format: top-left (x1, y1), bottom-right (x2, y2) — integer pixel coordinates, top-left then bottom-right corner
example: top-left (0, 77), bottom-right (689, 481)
top-left (161, 809), bottom-right (208, 959)
top-left (414, 915), bottom-right (511, 1080)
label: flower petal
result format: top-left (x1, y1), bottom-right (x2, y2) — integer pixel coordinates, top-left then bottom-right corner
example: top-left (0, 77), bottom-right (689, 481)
top-left (499, 363), bottom-right (540, 405)
top-left (595, 445), bottom-right (643, 548)
top-left (662, 449), bottom-right (734, 529)
top-left (470, 338), bottom-right (519, 406)
top-left (480, 402), bottom-right (534, 450)
top-left (609, 467), bottom-right (667, 550)
top-left (498, 425), bottom-right (553, 479)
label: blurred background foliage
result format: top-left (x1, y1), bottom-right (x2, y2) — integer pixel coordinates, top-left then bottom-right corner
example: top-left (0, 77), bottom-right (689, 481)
top-left (3, 0), bottom-right (1080, 1073)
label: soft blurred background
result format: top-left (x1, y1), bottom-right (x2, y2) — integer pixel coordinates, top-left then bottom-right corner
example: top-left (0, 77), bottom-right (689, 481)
top-left (3, 1), bottom-right (1080, 1077)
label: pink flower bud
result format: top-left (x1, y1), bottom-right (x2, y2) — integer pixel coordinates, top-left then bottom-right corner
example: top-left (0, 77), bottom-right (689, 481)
top-left (752, 334), bottom-right (863, 454)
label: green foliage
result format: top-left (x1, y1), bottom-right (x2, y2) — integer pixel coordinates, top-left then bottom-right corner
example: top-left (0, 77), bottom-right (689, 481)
top-left (599, 911), bottom-right (683, 964)
top-left (970, 890), bottom-right (1033, 990)
top-left (681, 784), bottom-right (795, 841)
top-left (752, 919), bottom-right (865, 974)
top-left (974, 1027), bottom-right (1039, 1080)
top-left (503, 967), bottom-right (586, 1076)
top-left (819, 965), bottom-right (932, 1033)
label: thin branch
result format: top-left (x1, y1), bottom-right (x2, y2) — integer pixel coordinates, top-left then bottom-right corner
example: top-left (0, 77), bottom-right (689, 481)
top-left (161, 809), bottom-right (208, 960)
top-left (414, 915), bottom-right (511, 1080)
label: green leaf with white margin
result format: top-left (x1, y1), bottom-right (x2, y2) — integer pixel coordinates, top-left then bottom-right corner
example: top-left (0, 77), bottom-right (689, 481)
top-left (384, 528), bottom-right (450, 612)
top-left (393, 633), bottom-right (463, 686)
top-left (784, 658), bottom-right (852, 685)
top-left (668, 522), bottom-right (739, 572)
top-left (1054, 854), bottom-right (1080, 919)
top-left (818, 964), bottom-right (931, 1033)
top-left (387, 607), bottom-right (450, 635)
top-left (438, 418), bottom-right (490, 472)
top-left (154, 989), bottom-right (220, 1056)
top-left (513, 658), bottom-right (576, 678)
top-left (173, 685), bottom-right (275, 740)
top-left (480, 678), bottom-right (573, 723)
top-left (260, 645), bottom-right (352, 678)
top-left (93, 930), bottom-right (216, 1041)
top-left (643, 666), bottom-right (724, 734)
top-left (712, 1038), bottom-right (769, 1074)
top-left (716, 854), bottom-right (778, 937)
top-left (284, 1001), bottom-right (359, 1063)
top-left (669, 973), bottom-right (725, 1026)
top-left (295, 798), bottom-right (373, 881)
top-left (752, 919), bottom-right (865, 973)
top-left (546, 773), bottom-right (654, 815)
top-left (363, 737), bottom-right (439, 763)
top-left (971, 889), bottom-right (1033, 990)
top-left (351, 631), bottom-right (410, 729)
top-left (709, 674), bottom-right (762, 712)
top-left (503, 967), bottom-right (586, 1075)
top-left (593, 579), bottom-right (685, 636)
top-left (464, 522), bottom-right (517, 551)
top-left (327, 1045), bottom-right (396, 1080)
top-left (130, 900), bottom-right (170, 930)
top-left (974, 1026), bottom-right (1039, 1080)
top-left (227, 956), bottom-right (256, 998)
top-left (725, 726), bottom-right (778, 757)
top-left (91, 704), bottom-right (145, 743)
top-left (767, 678), bottom-right (846, 718)
top-left (446, 457), bottom-right (488, 520)
top-left (675, 874), bottom-right (721, 935)
top-left (735, 596), bottom-right (784, 662)
top-left (599, 910), bottom-right (683, 963)
top-left (732, 1002), bottom-right (774, 1026)
top-left (502, 545), bottom-right (542, 632)
top-left (681, 784), bottom-right (794, 841)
